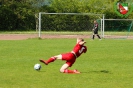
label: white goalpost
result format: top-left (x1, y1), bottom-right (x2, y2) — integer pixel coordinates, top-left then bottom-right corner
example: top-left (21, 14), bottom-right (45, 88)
top-left (38, 12), bottom-right (105, 38)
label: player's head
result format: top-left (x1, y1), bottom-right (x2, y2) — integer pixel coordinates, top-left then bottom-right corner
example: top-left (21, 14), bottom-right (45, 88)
top-left (77, 38), bottom-right (84, 42)
top-left (77, 38), bottom-right (86, 44)
top-left (94, 20), bottom-right (97, 24)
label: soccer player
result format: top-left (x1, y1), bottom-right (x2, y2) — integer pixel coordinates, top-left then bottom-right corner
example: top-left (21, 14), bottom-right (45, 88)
top-left (40, 38), bottom-right (87, 74)
top-left (92, 20), bottom-right (101, 40)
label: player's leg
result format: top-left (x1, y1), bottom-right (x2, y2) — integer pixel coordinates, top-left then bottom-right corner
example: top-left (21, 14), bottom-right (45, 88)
top-left (40, 54), bottom-right (62, 65)
top-left (61, 57), bottom-right (80, 73)
top-left (97, 34), bottom-right (101, 39)
top-left (60, 63), bottom-right (80, 74)
top-left (92, 34), bottom-right (95, 39)
top-left (60, 64), bottom-right (69, 73)
top-left (96, 31), bottom-right (101, 39)
top-left (92, 32), bottom-right (95, 39)
top-left (92, 31), bottom-right (96, 39)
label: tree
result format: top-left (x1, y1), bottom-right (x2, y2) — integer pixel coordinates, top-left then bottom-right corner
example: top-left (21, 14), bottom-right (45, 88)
top-left (0, 0), bottom-right (133, 31)
top-left (0, 6), bottom-right (17, 30)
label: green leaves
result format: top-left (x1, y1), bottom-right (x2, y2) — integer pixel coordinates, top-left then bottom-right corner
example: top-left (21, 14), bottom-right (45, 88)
top-left (0, 0), bottom-right (133, 31)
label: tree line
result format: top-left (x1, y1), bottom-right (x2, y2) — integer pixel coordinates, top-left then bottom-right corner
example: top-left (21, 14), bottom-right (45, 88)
top-left (0, 0), bottom-right (133, 31)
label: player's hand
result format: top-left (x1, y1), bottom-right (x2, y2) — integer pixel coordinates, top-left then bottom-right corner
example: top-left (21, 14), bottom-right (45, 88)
top-left (79, 41), bottom-right (86, 45)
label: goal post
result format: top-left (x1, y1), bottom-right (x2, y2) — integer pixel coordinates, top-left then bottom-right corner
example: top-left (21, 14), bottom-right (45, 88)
top-left (38, 12), bottom-right (104, 38)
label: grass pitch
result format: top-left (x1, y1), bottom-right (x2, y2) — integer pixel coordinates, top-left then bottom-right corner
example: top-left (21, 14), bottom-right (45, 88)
top-left (0, 38), bottom-right (133, 88)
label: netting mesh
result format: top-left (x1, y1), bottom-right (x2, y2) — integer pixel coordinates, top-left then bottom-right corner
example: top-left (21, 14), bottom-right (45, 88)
top-left (104, 20), bottom-right (133, 39)
top-left (40, 13), bottom-right (102, 32)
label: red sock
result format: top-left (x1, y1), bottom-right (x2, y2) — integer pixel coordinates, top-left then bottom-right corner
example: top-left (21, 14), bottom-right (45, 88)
top-left (46, 57), bottom-right (56, 64)
top-left (64, 69), bottom-right (74, 73)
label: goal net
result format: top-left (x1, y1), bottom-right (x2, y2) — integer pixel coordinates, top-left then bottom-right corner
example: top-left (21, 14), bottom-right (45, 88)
top-left (104, 19), bottom-right (133, 39)
top-left (38, 12), bottom-right (104, 38)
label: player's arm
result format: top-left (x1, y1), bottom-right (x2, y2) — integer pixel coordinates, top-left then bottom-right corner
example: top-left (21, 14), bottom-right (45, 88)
top-left (92, 25), bottom-right (95, 31)
top-left (83, 46), bottom-right (87, 53)
top-left (95, 24), bottom-right (98, 29)
top-left (77, 38), bottom-right (86, 45)
top-left (79, 41), bottom-right (86, 45)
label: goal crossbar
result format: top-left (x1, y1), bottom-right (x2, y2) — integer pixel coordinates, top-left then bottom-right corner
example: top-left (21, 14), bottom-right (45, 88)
top-left (104, 19), bottom-right (133, 21)
top-left (39, 12), bottom-right (103, 16)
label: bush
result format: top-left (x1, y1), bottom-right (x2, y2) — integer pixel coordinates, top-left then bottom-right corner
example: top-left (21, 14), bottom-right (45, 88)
top-left (0, 6), bottom-right (17, 31)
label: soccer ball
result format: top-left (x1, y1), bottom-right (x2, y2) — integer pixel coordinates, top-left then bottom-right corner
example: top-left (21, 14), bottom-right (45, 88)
top-left (34, 64), bottom-right (41, 70)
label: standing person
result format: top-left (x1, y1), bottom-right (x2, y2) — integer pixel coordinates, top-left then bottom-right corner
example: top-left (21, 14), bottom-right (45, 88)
top-left (40, 38), bottom-right (87, 74)
top-left (92, 20), bottom-right (101, 40)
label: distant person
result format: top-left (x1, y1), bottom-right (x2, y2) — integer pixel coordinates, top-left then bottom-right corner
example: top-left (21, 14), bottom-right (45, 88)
top-left (92, 20), bottom-right (101, 40)
top-left (40, 38), bottom-right (87, 74)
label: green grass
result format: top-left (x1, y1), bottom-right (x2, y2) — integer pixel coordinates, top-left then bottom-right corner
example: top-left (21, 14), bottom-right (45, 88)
top-left (0, 39), bottom-right (133, 88)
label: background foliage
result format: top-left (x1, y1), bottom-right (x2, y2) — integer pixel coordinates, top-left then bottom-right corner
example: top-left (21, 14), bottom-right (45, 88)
top-left (0, 0), bottom-right (133, 31)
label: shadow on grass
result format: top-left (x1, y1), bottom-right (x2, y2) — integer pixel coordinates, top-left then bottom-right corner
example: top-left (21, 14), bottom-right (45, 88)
top-left (39, 71), bottom-right (46, 72)
top-left (81, 70), bottom-right (112, 74)
top-left (34, 70), bottom-right (46, 72)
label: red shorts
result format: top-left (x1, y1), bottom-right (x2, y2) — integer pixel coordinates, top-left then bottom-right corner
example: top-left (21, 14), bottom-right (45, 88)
top-left (61, 52), bottom-right (76, 67)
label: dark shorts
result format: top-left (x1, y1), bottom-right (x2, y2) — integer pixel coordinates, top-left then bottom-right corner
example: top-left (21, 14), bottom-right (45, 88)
top-left (94, 30), bottom-right (98, 34)
top-left (61, 53), bottom-right (76, 67)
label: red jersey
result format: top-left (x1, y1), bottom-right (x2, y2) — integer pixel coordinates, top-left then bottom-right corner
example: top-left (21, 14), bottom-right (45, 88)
top-left (72, 43), bottom-right (87, 58)
top-left (61, 42), bottom-right (87, 67)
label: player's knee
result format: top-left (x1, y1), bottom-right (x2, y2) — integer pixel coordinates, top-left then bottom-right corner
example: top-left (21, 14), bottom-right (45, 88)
top-left (60, 68), bottom-right (64, 73)
top-left (54, 55), bottom-right (62, 60)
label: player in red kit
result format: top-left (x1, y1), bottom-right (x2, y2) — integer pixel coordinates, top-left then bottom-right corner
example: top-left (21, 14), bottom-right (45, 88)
top-left (40, 38), bottom-right (87, 74)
